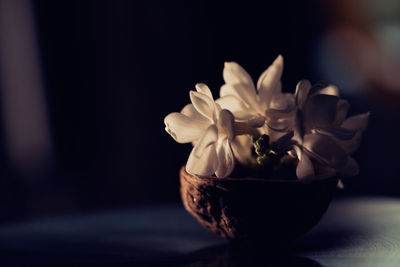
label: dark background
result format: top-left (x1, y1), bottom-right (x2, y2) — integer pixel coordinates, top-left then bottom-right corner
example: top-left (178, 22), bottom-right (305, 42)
top-left (0, 0), bottom-right (399, 221)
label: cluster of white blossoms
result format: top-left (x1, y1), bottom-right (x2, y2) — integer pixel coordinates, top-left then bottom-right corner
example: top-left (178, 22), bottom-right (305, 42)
top-left (164, 56), bottom-right (369, 181)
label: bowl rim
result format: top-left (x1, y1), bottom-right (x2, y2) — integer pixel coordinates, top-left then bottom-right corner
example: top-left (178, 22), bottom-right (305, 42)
top-left (180, 166), bottom-right (338, 184)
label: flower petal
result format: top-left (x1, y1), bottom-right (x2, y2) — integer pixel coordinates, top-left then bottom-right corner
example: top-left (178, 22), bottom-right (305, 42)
top-left (269, 93), bottom-right (295, 111)
top-left (257, 55), bottom-right (283, 90)
top-left (216, 95), bottom-right (254, 120)
top-left (266, 117), bottom-right (291, 132)
top-left (294, 146), bottom-right (315, 182)
top-left (313, 126), bottom-right (356, 140)
top-left (302, 133), bottom-right (348, 169)
top-left (192, 125), bottom-right (218, 156)
top-left (313, 165), bottom-right (337, 180)
top-left (295, 80), bottom-right (311, 109)
top-left (223, 62), bottom-right (254, 87)
top-left (258, 55), bottom-right (283, 104)
top-left (288, 149), bottom-right (297, 158)
top-left (265, 106), bottom-right (295, 124)
top-left (164, 112), bottom-right (209, 143)
top-left (195, 83), bottom-right (214, 100)
top-left (186, 125), bottom-right (219, 177)
top-left (309, 81), bottom-right (329, 95)
top-left (247, 116), bottom-right (266, 127)
top-left (220, 83), bottom-right (258, 109)
top-left (304, 94), bottom-right (339, 128)
top-left (231, 135), bottom-right (253, 164)
top-left (337, 136), bottom-right (360, 154)
top-left (317, 85), bottom-right (339, 96)
top-left (334, 99), bottom-right (350, 126)
top-left (186, 142), bottom-right (218, 178)
top-left (190, 91), bottom-right (216, 122)
top-left (181, 104), bottom-right (209, 122)
top-left (217, 109), bottom-right (235, 141)
top-left (293, 110), bottom-right (304, 144)
top-left (338, 156), bottom-right (359, 176)
top-left (337, 112), bottom-right (370, 154)
top-left (341, 112), bottom-right (370, 132)
top-left (215, 138), bottom-right (235, 178)
top-left (220, 83), bottom-right (240, 98)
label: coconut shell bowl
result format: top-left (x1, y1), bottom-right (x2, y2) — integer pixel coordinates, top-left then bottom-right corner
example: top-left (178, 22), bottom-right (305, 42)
top-left (180, 166), bottom-right (338, 246)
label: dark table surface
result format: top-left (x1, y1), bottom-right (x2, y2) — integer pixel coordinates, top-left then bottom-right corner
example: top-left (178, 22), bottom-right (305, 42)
top-left (1, 197), bottom-right (400, 266)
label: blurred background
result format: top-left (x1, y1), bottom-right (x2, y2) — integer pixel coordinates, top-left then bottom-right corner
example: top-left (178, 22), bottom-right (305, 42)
top-left (0, 0), bottom-right (399, 221)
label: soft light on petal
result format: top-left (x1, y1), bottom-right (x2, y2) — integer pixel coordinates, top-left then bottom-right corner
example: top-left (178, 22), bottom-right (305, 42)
top-left (264, 117), bottom-right (292, 142)
top-left (220, 83), bottom-right (239, 98)
top-left (317, 85), bottom-right (339, 96)
top-left (313, 126), bottom-right (356, 140)
top-left (181, 104), bottom-right (209, 123)
top-left (190, 91), bottom-right (216, 122)
top-left (257, 55), bottom-right (283, 91)
top-left (223, 62), bottom-right (254, 87)
top-left (164, 112), bottom-right (209, 143)
top-left (247, 116), bottom-right (266, 127)
top-left (192, 125), bottom-right (218, 156)
top-left (287, 149), bottom-right (297, 158)
top-left (258, 55), bottom-right (283, 104)
top-left (269, 93), bottom-right (295, 111)
top-left (231, 135), bottom-right (253, 164)
top-left (302, 133), bottom-right (347, 169)
top-left (264, 104), bottom-right (295, 126)
top-left (215, 138), bottom-right (235, 178)
top-left (220, 83), bottom-right (258, 109)
top-left (186, 141), bottom-right (218, 177)
top-left (195, 83), bottom-right (214, 100)
top-left (295, 80), bottom-right (311, 109)
top-left (294, 146), bottom-right (315, 181)
top-left (266, 117), bottom-right (291, 132)
top-left (217, 109), bottom-right (235, 140)
top-left (216, 95), bottom-right (254, 120)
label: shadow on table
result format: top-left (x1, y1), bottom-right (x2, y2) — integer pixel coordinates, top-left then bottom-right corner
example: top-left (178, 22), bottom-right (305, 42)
top-left (0, 244), bottom-right (323, 267)
top-left (183, 221), bottom-right (363, 266)
top-left (0, 225), bottom-right (358, 266)
top-left (185, 244), bottom-right (323, 267)
top-left (0, 202), bottom-right (366, 266)
top-left (292, 226), bottom-right (358, 254)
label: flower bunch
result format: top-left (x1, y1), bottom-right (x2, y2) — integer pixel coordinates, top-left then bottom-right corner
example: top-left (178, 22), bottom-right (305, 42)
top-left (164, 56), bottom-right (369, 181)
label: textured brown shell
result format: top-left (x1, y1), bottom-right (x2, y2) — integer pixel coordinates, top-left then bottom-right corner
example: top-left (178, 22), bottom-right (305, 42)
top-left (180, 166), bottom-right (338, 244)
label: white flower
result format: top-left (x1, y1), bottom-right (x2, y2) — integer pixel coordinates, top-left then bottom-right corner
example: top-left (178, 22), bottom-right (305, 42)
top-left (216, 55), bottom-right (295, 142)
top-left (290, 80), bottom-right (370, 181)
top-left (164, 58), bottom-right (369, 182)
top-left (164, 83), bottom-right (239, 178)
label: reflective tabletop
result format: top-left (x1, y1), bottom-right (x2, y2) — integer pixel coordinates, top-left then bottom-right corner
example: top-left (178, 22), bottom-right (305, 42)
top-left (0, 197), bottom-right (400, 266)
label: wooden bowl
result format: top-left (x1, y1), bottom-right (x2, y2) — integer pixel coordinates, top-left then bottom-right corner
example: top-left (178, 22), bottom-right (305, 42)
top-left (180, 166), bottom-right (338, 245)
